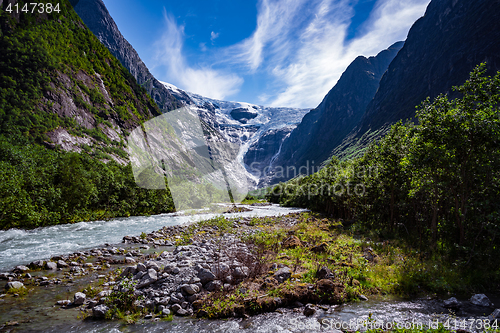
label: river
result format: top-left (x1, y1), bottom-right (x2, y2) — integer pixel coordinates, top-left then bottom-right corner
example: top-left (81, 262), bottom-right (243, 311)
top-left (0, 205), bottom-right (498, 332)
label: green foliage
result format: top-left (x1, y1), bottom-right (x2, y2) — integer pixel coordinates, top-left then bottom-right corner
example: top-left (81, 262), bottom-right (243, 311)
top-left (267, 64), bottom-right (500, 285)
top-left (0, 136), bottom-right (174, 229)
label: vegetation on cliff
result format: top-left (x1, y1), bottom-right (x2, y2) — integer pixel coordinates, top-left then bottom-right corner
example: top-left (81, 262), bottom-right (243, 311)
top-left (0, 0), bottom-right (175, 229)
top-left (268, 65), bottom-right (500, 287)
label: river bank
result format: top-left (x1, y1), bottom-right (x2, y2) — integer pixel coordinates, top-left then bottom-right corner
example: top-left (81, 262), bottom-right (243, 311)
top-left (1, 208), bottom-right (499, 332)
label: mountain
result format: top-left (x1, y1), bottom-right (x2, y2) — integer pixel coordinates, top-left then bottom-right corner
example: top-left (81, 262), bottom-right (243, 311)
top-left (334, 0), bottom-right (500, 157)
top-left (161, 83), bottom-right (310, 187)
top-left (263, 42), bottom-right (403, 185)
top-left (73, 0), bottom-right (181, 113)
top-left (0, 0), bottom-right (175, 228)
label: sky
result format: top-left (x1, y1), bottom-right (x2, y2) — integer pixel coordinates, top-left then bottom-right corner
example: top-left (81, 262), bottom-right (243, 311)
top-left (102, 0), bottom-right (431, 109)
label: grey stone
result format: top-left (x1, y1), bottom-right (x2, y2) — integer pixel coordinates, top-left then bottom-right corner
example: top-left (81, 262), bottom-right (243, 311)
top-left (198, 269), bottom-right (216, 284)
top-left (232, 266), bottom-right (249, 279)
top-left (45, 262), bottom-right (57, 270)
top-left (14, 265), bottom-right (29, 273)
top-left (120, 265), bottom-right (137, 278)
top-left (171, 303), bottom-right (182, 313)
top-left (137, 269), bottom-right (158, 288)
top-left (443, 297), bottom-right (460, 309)
top-left (136, 263), bottom-right (147, 272)
top-left (304, 304), bottom-right (316, 316)
top-left (57, 260), bottom-right (69, 268)
top-left (125, 257), bottom-right (136, 264)
top-left (358, 294), bottom-right (368, 301)
top-left (74, 292), bottom-right (86, 305)
top-left (93, 304), bottom-right (109, 318)
top-left (182, 284), bottom-right (200, 295)
top-left (30, 260), bottom-right (45, 269)
top-left (162, 308), bottom-right (171, 316)
top-left (273, 267), bottom-right (291, 283)
top-left (205, 280), bottom-right (223, 291)
top-left (488, 309), bottom-right (500, 321)
top-left (470, 294), bottom-right (492, 307)
top-left (56, 300), bottom-right (72, 306)
top-left (176, 308), bottom-right (189, 316)
top-left (5, 281), bottom-right (24, 290)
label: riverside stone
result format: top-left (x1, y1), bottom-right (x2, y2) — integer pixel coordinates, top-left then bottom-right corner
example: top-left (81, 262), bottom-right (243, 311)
top-left (470, 294), bottom-right (492, 307)
top-left (74, 292), bottom-right (86, 305)
top-left (5, 281), bottom-right (24, 290)
top-left (181, 284), bottom-right (199, 295)
top-left (45, 262), bottom-right (57, 270)
top-left (443, 297), bottom-right (461, 309)
top-left (93, 304), bottom-right (109, 318)
top-left (198, 269), bottom-right (216, 284)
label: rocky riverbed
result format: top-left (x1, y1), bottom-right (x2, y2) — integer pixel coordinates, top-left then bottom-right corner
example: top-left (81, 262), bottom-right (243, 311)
top-left (1, 211), bottom-right (500, 332)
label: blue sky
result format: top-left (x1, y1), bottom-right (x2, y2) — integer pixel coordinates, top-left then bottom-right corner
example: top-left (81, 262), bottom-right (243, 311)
top-left (102, 0), bottom-right (430, 108)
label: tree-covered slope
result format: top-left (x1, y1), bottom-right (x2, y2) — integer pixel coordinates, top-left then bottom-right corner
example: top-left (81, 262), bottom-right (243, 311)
top-left (0, 0), bottom-right (174, 229)
top-left (73, 0), bottom-right (182, 113)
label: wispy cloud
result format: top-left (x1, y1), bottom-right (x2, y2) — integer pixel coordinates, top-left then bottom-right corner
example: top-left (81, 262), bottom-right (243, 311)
top-left (241, 0), bottom-right (431, 107)
top-left (153, 13), bottom-right (243, 100)
top-left (210, 31), bottom-right (219, 42)
top-left (154, 0), bottom-right (430, 107)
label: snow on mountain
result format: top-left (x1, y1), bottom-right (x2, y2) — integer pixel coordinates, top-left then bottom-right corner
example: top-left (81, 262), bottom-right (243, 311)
top-left (160, 81), bottom-right (310, 188)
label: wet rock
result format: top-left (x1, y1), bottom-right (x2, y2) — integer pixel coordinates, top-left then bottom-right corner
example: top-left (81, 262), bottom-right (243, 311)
top-left (57, 260), bottom-right (69, 268)
top-left (137, 269), bottom-right (158, 288)
top-left (488, 309), bottom-right (500, 321)
top-left (232, 266), bottom-right (249, 279)
top-left (5, 281), bottom-right (24, 290)
top-left (205, 280), bottom-right (223, 291)
top-left (120, 265), bottom-right (137, 278)
top-left (56, 300), bottom-right (72, 306)
top-left (93, 304), bottom-right (109, 319)
top-left (182, 284), bottom-right (200, 295)
top-left (125, 257), bottom-right (136, 264)
top-left (304, 304), bottom-right (316, 316)
top-left (198, 269), bottom-right (216, 284)
top-left (29, 260), bottom-right (45, 269)
top-left (0, 273), bottom-right (10, 280)
top-left (358, 294), bottom-right (368, 301)
top-left (161, 308), bottom-right (171, 316)
top-left (282, 235), bottom-right (301, 249)
top-left (273, 267), bottom-right (291, 283)
top-left (13, 265), bottom-right (29, 273)
top-left (443, 297), bottom-right (461, 309)
top-left (171, 303), bottom-right (182, 313)
top-left (45, 262), bottom-right (57, 270)
top-left (74, 292), bottom-right (86, 305)
top-left (470, 294), bottom-right (492, 307)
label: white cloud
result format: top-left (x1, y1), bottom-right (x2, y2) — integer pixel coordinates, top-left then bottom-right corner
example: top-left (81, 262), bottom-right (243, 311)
top-left (210, 31), bottom-right (219, 42)
top-left (257, 0), bottom-right (431, 107)
top-left (153, 13), bottom-right (243, 100)
top-left (153, 0), bottom-right (430, 108)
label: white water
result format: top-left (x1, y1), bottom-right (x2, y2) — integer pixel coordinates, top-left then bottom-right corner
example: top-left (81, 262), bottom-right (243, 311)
top-left (0, 204), bottom-right (306, 271)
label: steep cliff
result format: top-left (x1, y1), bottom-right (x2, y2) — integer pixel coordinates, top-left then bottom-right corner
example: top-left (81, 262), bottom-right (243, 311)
top-left (266, 42), bottom-right (403, 185)
top-left (73, 0), bottom-right (181, 112)
top-left (336, 0), bottom-right (500, 157)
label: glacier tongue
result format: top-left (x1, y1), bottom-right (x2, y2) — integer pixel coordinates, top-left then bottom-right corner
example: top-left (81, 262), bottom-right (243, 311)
top-left (160, 82), bottom-right (310, 188)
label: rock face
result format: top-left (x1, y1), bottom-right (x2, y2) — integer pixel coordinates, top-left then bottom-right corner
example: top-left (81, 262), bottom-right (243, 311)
top-left (268, 42), bottom-right (403, 184)
top-left (335, 0), bottom-right (500, 157)
top-left (470, 294), bottom-right (492, 307)
top-left (73, 0), bottom-right (181, 113)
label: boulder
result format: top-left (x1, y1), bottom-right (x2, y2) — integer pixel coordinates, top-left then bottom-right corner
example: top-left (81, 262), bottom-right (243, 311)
top-left (29, 260), bottom-right (45, 269)
top-left (5, 281), bottom-right (24, 290)
top-left (470, 294), bottom-right (492, 307)
top-left (273, 267), bottom-right (291, 283)
top-left (74, 292), bottom-right (86, 305)
top-left (92, 304), bottom-right (109, 319)
top-left (182, 284), bottom-right (200, 295)
top-left (57, 260), bottom-right (68, 268)
top-left (45, 262), bottom-right (57, 270)
top-left (198, 269), bottom-right (216, 285)
top-left (303, 304), bottom-right (316, 316)
top-left (205, 280), bottom-right (223, 291)
top-left (232, 266), bottom-right (249, 279)
top-left (488, 309), bottom-right (500, 321)
top-left (13, 265), bottom-right (29, 273)
top-left (443, 297), bottom-right (461, 309)
top-left (136, 269), bottom-right (157, 288)
top-left (136, 263), bottom-right (147, 272)
top-left (120, 265), bottom-right (137, 278)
